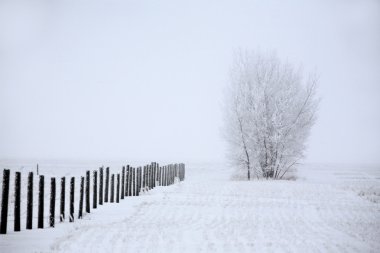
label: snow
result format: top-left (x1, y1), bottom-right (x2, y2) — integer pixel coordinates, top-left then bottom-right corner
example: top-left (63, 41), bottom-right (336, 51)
top-left (0, 161), bottom-right (380, 252)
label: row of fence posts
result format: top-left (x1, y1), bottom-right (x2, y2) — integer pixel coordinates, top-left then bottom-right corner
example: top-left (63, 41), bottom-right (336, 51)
top-left (0, 163), bottom-right (185, 234)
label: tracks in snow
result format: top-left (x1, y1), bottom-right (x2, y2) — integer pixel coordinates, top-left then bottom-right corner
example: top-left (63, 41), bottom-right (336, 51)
top-left (49, 169), bottom-right (380, 253)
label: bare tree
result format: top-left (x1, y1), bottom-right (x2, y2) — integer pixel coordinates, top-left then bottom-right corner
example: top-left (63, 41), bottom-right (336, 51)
top-left (224, 50), bottom-right (319, 180)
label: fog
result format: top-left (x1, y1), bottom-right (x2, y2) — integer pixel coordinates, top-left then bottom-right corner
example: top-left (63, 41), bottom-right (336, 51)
top-left (0, 0), bottom-right (379, 164)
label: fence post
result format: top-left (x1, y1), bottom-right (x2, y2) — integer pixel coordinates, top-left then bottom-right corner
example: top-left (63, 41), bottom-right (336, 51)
top-left (162, 166), bottom-right (165, 186)
top-left (136, 167), bottom-right (140, 196)
top-left (135, 167), bottom-right (139, 196)
top-left (14, 171), bottom-right (21, 232)
top-left (171, 165), bottom-right (174, 184)
top-left (167, 165), bottom-right (169, 185)
top-left (49, 177), bottom-right (56, 227)
top-left (142, 166), bottom-right (146, 190)
top-left (38, 175), bottom-right (44, 229)
top-left (139, 167), bottom-right (142, 194)
top-left (125, 165), bottom-right (129, 197)
top-left (26, 172), bottom-right (33, 229)
top-left (69, 177), bottom-right (75, 222)
top-left (149, 164), bottom-right (153, 189)
top-left (121, 167), bottom-right (125, 199)
top-left (110, 174), bottom-right (115, 203)
top-left (116, 174), bottom-right (120, 203)
top-left (133, 168), bottom-right (136, 196)
top-left (158, 166), bottom-right (161, 186)
top-left (146, 165), bottom-right (150, 190)
top-left (163, 166), bottom-right (166, 186)
top-left (60, 177), bottom-right (65, 222)
top-left (0, 169), bottom-right (10, 234)
top-left (105, 167), bottom-right (109, 202)
top-left (153, 163), bottom-right (157, 188)
top-left (128, 166), bottom-right (132, 196)
top-left (78, 176), bottom-right (84, 219)
top-left (93, 171), bottom-right (97, 209)
top-left (86, 171), bottom-right (90, 213)
top-left (147, 165), bottom-right (150, 189)
top-left (99, 167), bottom-right (103, 205)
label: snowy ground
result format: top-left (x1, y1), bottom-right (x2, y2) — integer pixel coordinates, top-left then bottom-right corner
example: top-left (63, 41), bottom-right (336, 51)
top-left (0, 161), bottom-right (379, 252)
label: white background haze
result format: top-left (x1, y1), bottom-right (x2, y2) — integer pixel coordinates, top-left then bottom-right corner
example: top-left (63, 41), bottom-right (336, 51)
top-left (0, 0), bottom-right (379, 164)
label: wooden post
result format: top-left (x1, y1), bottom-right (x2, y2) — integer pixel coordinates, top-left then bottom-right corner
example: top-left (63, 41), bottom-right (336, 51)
top-left (38, 175), bottom-right (44, 229)
top-left (49, 177), bottom-right (56, 227)
top-left (146, 165), bottom-right (149, 190)
top-left (135, 167), bottom-right (139, 196)
top-left (110, 174), bottom-right (114, 203)
top-left (162, 166), bottom-right (165, 186)
top-left (136, 167), bottom-right (140, 196)
top-left (121, 167), bottom-right (125, 199)
top-left (150, 164), bottom-right (153, 189)
top-left (0, 169), bottom-right (10, 234)
top-left (60, 177), bottom-right (65, 222)
top-left (116, 174), bottom-right (120, 203)
top-left (78, 176), bottom-right (84, 219)
top-left (85, 171), bottom-right (90, 213)
top-left (14, 171), bottom-right (21, 232)
top-left (133, 168), bottom-right (136, 196)
top-left (105, 167), bottom-right (109, 202)
top-left (147, 165), bottom-right (149, 188)
top-left (69, 177), bottom-right (74, 222)
top-left (143, 166), bottom-right (146, 189)
top-left (93, 171), bottom-right (97, 209)
top-left (148, 165), bottom-right (152, 190)
top-left (166, 165), bottom-right (168, 186)
top-left (26, 172), bottom-right (33, 229)
top-left (128, 166), bottom-right (132, 196)
top-left (153, 163), bottom-right (157, 188)
top-left (99, 167), bottom-right (103, 205)
top-left (125, 165), bottom-right (129, 197)
top-left (158, 167), bottom-right (161, 186)
top-left (139, 167), bottom-right (142, 194)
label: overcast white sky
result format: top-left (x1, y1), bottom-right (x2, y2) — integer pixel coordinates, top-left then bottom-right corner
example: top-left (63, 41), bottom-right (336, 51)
top-left (0, 0), bottom-right (379, 164)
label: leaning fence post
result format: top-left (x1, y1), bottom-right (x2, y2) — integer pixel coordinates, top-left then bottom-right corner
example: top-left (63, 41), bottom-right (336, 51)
top-left (78, 176), bottom-right (84, 219)
top-left (121, 167), bottom-right (125, 200)
top-left (110, 174), bottom-right (115, 203)
top-left (93, 171), bottom-right (97, 209)
top-left (105, 167), bottom-right (109, 202)
top-left (38, 175), bottom-right (44, 229)
top-left (26, 172), bottom-right (33, 229)
top-left (60, 177), bottom-right (65, 222)
top-left (14, 171), bottom-right (21, 232)
top-left (49, 177), bottom-right (56, 227)
top-left (85, 171), bottom-right (90, 213)
top-left (116, 174), bottom-right (120, 203)
top-left (0, 169), bottom-right (10, 234)
top-left (69, 177), bottom-right (75, 222)
top-left (99, 167), bottom-right (103, 205)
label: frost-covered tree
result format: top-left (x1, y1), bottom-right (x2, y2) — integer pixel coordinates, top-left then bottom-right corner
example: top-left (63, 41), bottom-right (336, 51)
top-left (224, 51), bottom-right (319, 180)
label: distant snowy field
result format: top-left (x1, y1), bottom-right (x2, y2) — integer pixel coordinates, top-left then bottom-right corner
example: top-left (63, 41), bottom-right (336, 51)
top-left (0, 160), bottom-right (379, 252)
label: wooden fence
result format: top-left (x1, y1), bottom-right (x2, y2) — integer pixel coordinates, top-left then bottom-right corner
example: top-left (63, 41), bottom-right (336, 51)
top-left (0, 162), bottom-right (185, 234)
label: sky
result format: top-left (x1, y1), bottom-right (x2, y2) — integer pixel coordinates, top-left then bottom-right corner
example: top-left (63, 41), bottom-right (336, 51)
top-left (0, 0), bottom-right (379, 164)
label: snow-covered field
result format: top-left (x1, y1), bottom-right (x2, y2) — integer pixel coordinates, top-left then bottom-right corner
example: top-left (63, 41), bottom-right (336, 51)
top-left (0, 161), bottom-right (379, 252)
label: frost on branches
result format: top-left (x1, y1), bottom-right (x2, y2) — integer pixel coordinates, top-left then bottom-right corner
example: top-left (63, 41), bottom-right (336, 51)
top-left (224, 51), bottom-right (319, 180)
